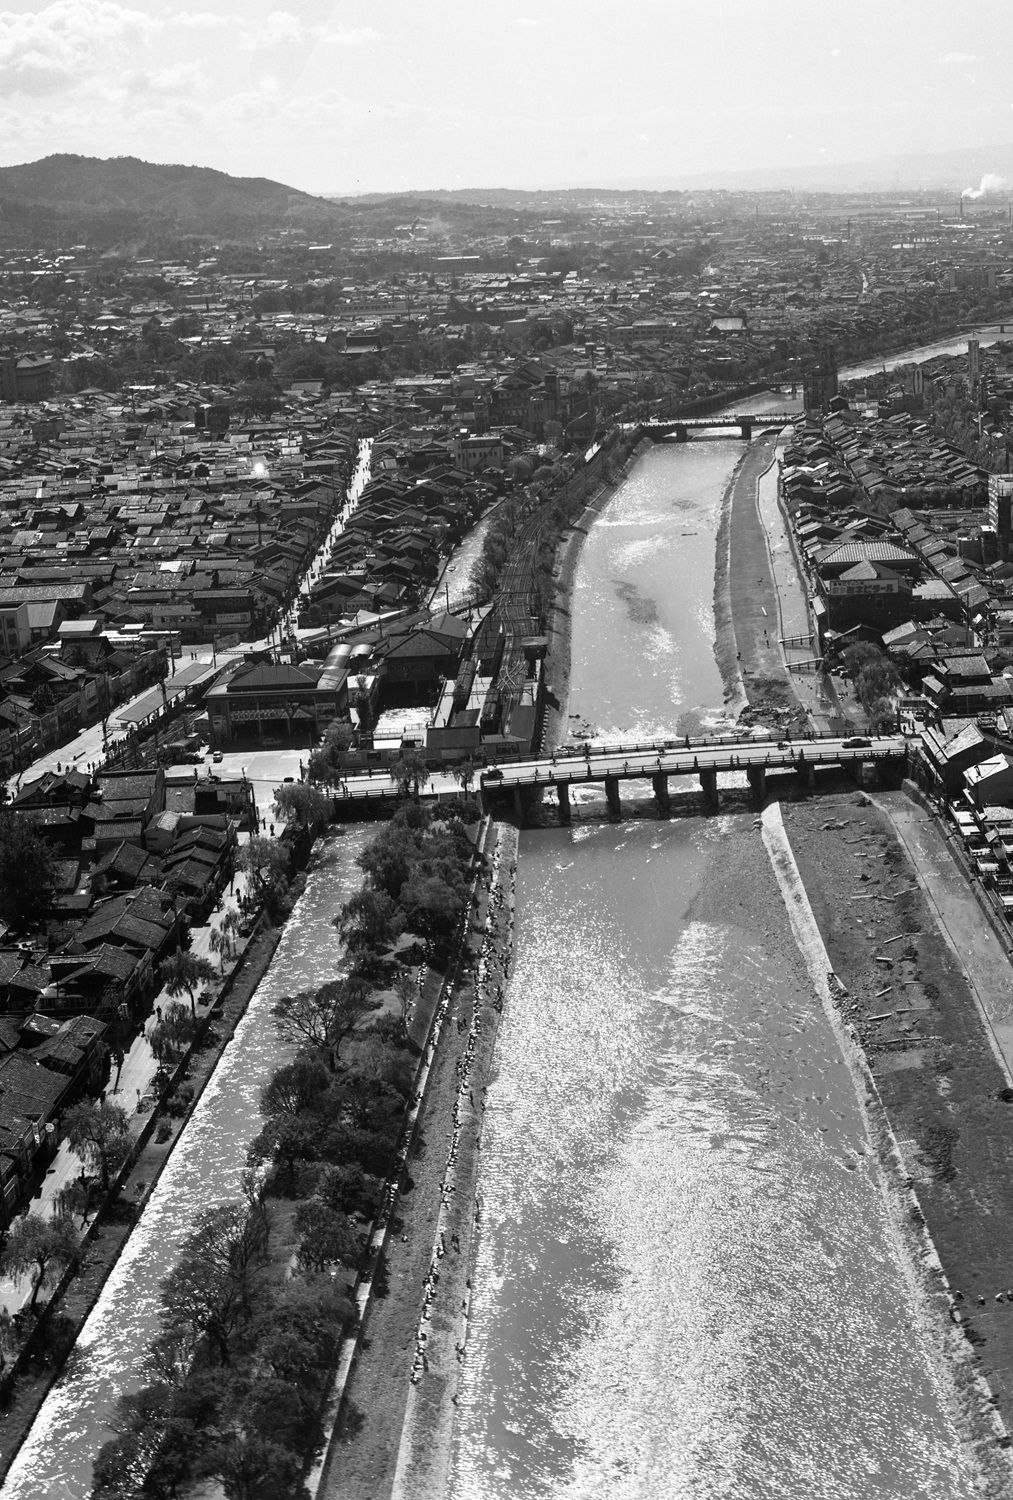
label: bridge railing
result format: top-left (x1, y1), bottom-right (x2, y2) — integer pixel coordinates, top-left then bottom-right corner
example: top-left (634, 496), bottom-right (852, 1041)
top-left (485, 741), bottom-right (904, 784)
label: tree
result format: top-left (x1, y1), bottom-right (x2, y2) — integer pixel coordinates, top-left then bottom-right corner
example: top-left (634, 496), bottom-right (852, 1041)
top-left (400, 872), bottom-right (466, 947)
top-left (54, 1178), bottom-right (92, 1229)
top-left (337, 889), bottom-right (403, 951)
top-left (0, 809), bottom-right (54, 928)
top-left (454, 757), bottom-right (479, 794)
top-left (0, 1212), bottom-right (79, 1312)
top-left (91, 1432), bottom-right (149, 1500)
top-left (855, 657), bottom-right (900, 714)
top-left (210, 1432), bottom-right (304, 1500)
top-left (392, 749), bottom-right (429, 803)
top-left (273, 782), bottom-right (331, 832)
top-left (841, 641), bottom-right (885, 676)
top-left (160, 951), bottom-right (217, 1019)
top-left (209, 926), bottom-right (230, 974)
top-left (238, 836), bottom-right (290, 903)
top-left (314, 1161), bottom-right (380, 1219)
top-left (64, 1099), bottom-right (132, 1192)
top-left (867, 694), bottom-right (897, 732)
top-left (252, 1280), bottom-right (351, 1389)
top-left (159, 1202), bottom-right (269, 1367)
top-left (150, 1000), bottom-right (195, 1064)
top-left (356, 821), bottom-right (419, 901)
top-left (304, 720), bottom-right (357, 792)
top-left (294, 1199), bottom-right (360, 1274)
top-left (221, 905), bottom-right (242, 957)
top-left (260, 1057), bottom-right (330, 1121)
top-left (272, 979), bottom-right (373, 1071)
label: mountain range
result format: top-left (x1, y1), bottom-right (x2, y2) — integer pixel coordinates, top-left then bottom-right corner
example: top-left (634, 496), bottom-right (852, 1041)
top-left (4, 145), bottom-right (1013, 251)
top-left (0, 153), bottom-right (349, 244)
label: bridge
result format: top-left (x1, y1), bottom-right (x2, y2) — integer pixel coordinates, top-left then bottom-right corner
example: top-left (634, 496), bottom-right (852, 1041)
top-left (635, 413), bottom-right (798, 441)
top-left (332, 732), bottom-right (908, 822)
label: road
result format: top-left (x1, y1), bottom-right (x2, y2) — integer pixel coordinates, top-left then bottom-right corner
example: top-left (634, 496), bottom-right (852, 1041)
top-left (328, 733), bottom-right (907, 804)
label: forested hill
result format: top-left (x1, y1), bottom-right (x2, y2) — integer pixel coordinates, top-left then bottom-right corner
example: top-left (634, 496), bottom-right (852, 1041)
top-left (0, 154), bottom-right (349, 244)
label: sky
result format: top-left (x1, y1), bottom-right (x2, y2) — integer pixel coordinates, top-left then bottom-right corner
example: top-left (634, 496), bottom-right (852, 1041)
top-left (2, 0), bottom-right (1013, 195)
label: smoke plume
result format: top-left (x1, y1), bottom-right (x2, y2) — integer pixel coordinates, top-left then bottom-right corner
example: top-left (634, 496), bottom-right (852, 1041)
top-left (962, 172), bottom-right (1011, 199)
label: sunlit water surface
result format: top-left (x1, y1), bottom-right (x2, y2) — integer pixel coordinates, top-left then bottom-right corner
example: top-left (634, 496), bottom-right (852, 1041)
top-left (449, 432), bottom-right (978, 1499)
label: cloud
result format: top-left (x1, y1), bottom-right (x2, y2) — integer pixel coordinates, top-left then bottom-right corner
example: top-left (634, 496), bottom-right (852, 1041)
top-left (172, 10), bottom-right (229, 29)
top-left (124, 60), bottom-right (206, 98)
top-left (0, 0), bottom-right (157, 95)
top-left (316, 24), bottom-right (380, 46)
top-left (940, 51), bottom-right (981, 65)
top-left (240, 9), bottom-right (302, 52)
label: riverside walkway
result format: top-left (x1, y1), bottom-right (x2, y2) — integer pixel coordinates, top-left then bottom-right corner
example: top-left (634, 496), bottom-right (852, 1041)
top-left (333, 732), bottom-right (908, 821)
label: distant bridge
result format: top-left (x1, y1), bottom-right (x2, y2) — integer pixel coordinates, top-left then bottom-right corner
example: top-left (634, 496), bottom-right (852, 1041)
top-left (332, 732), bottom-right (908, 822)
top-left (636, 413), bottom-right (798, 441)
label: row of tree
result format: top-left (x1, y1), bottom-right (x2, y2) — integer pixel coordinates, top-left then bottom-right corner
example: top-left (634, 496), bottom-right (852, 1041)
top-left (91, 795), bottom-right (480, 1497)
top-left (92, 1188), bottom-right (353, 1500)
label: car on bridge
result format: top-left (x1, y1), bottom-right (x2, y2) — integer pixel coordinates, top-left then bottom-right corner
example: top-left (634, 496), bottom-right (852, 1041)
top-left (842, 736), bottom-right (872, 748)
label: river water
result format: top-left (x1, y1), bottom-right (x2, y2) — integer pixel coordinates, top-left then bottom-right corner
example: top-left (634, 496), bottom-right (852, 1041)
top-left (448, 427), bottom-right (980, 1498)
top-left (841, 322), bottom-right (1013, 382)
top-left (1, 829), bottom-right (370, 1500)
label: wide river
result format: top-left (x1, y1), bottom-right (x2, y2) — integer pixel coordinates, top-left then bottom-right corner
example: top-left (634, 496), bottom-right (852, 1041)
top-left (447, 412), bottom-right (980, 1498)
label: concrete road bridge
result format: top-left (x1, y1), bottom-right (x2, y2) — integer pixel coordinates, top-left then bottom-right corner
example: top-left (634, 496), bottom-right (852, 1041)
top-left (333, 732), bottom-right (909, 823)
top-left (635, 413), bottom-right (798, 441)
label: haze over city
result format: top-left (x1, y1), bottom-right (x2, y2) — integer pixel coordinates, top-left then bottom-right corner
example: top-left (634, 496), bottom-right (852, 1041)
top-left (3, 0), bottom-right (1013, 193)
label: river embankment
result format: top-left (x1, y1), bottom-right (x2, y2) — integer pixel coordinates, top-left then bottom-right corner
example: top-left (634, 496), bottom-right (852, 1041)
top-left (713, 424), bottom-right (1013, 1478)
top-left (783, 791), bottom-right (1013, 1492)
top-left (326, 821), bottom-right (518, 1500)
top-left (711, 420), bottom-right (1013, 1480)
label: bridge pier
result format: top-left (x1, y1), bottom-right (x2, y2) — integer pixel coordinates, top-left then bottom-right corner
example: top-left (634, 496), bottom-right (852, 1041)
top-left (652, 770), bottom-right (671, 817)
top-left (795, 756), bottom-right (815, 789)
top-left (673, 423), bottom-right (688, 443)
top-left (739, 420), bottom-right (753, 440)
top-left (746, 764), bottom-right (767, 802)
top-left (605, 774), bottom-right (622, 821)
top-left (699, 768), bottom-right (719, 807)
top-left (557, 781), bottom-right (571, 824)
top-left (513, 787), bottom-right (525, 823)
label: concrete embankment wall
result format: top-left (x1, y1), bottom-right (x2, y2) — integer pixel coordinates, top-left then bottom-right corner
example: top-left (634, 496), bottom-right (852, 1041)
top-left (761, 801), bottom-right (1013, 1497)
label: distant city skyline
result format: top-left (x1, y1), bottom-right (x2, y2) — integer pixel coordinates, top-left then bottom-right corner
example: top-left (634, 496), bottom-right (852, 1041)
top-left (2, 0), bottom-right (1013, 195)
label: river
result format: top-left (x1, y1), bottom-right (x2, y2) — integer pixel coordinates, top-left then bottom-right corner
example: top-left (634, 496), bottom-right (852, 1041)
top-left (447, 423), bottom-right (981, 1497)
top-left (0, 828), bottom-right (370, 1500)
top-left (841, 322), bottom-right (1013, 382)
